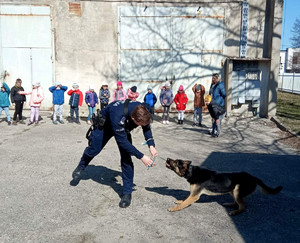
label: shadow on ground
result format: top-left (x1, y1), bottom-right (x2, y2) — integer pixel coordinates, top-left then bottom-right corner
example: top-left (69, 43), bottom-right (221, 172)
top-left (146, 152), bottom-right (300, 242)
top-left (70, 165), bottom-right (123, 198)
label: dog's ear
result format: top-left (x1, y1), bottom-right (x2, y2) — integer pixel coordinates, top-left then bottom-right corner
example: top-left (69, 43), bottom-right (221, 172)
top-left (183, 161), bottom-right (192, 168)
top-left (182, 160), bottom-right (191, 170)
top-left (179, 161), bottom-right (191, 177)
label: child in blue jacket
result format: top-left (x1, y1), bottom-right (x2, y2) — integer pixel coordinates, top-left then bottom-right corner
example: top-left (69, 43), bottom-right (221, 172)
top-left (49, 82), bottom-right (68, 124)
top-left (144, 85), bottom-right (157, 119)
top-left (0, 82), bottom-right (11, 125)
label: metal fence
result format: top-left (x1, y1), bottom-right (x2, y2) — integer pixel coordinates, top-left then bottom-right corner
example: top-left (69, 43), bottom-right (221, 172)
top-left (278, 73), bottom-right (300, 94)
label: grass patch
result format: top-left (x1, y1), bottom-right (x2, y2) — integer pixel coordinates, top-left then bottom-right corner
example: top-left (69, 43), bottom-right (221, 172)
top-left (276, 91), bottom-right (300, 135)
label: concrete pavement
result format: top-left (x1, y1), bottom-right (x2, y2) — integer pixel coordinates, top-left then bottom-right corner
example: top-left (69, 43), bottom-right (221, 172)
top-left (0, 110), bottom-right (299, 242)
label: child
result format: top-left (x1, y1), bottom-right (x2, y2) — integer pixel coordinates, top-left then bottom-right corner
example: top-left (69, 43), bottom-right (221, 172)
top-left (127, 86), bottom-right (139, 101)
top-left (10, 78), bottom-right (26, 124)
top-left (0, 82), bottom-right (11, 125)
top-left (144, 85), bottom-right (157, 119)
top-left (159, 81), bottom-right (173, 124)
top-left (112, 81), bottom-right (126, 102)
top-left (67, 83), bottom-right (83, 124)
top-left (192, 83), bottom-right (205, 127)
top-left (49, 81), bottom-right (68, 125)
top-left (99, 82), bottom-right (110, 110)
top-left (19, 82), bottom-right (44, 125)
top-left (174, 85), bottom-right (188, 124)
top-left (85, 85), bottom-right (99, 125)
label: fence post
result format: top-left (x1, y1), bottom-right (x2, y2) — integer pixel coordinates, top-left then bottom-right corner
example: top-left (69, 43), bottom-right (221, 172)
top-left (292, 72), bottom-right (295, 93)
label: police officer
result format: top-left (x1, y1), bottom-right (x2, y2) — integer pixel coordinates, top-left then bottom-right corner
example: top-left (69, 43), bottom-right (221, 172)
top-left (72, 99), bottom-right (158, 208)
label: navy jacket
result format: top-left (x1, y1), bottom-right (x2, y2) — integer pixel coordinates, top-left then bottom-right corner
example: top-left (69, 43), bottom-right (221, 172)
top-left (85, 91), bottom-right (99, 107)
top-left (49, 85), bottom-right (68, 105)
top-left (101, 100), bottom-right (155, 159)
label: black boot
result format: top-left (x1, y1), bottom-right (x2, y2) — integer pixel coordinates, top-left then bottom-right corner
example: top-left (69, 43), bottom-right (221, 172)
top-left (181, 120), bottom-right (183, 124)
top-left (177, 120), bottom-right (180, 124)
top-left (119, 194), bottom-right (132, 208)
top-left (72, 166), bottom-right (87, 180)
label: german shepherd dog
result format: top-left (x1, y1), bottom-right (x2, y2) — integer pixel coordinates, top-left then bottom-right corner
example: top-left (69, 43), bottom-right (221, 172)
top-left (166, 158), bottom-right (283, 215)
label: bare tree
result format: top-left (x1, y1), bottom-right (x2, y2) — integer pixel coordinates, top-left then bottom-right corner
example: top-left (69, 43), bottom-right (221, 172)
top-left (290, 17), bottom-right (300, 48)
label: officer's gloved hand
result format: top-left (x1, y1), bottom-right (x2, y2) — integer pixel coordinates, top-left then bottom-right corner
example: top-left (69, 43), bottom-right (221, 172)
top-left (91, 109), bottom-right (105, 130)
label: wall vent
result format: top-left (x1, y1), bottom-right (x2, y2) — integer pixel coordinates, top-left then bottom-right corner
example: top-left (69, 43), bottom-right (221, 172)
top-left (68, 2), bottom-right (82, 16)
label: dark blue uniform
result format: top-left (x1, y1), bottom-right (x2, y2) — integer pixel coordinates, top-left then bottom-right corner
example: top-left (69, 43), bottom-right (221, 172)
top-left (78, 100), bottom-right (155, 195)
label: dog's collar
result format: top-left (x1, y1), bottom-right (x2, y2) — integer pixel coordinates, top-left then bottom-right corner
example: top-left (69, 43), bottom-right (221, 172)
top-left (184, 165), bottom-right (193, 178)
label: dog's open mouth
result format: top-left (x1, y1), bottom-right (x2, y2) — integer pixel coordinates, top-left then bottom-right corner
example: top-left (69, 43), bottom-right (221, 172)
top-left (166, 158), bottom-right (174, 170)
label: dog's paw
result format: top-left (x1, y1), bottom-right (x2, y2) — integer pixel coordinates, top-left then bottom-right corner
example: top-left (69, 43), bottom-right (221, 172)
top-left (168, 206), bottom-right (179, 212)
top-left (223, 202), bottom-right (237, 208)
top-left (229, 209), bottom-right (244, 216)
top-left (175, 200), bottom-right (183, 204)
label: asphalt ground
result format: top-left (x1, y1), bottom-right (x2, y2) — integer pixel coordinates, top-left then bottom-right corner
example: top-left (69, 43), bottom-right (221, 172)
top-left (0, 110), bottom-right (299, 243)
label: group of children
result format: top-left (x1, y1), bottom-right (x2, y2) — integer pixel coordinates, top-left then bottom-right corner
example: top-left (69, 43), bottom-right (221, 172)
top-left (0, 79), bottom-right (207, 127)
top-left (158, 80), bottom-right (206, 126)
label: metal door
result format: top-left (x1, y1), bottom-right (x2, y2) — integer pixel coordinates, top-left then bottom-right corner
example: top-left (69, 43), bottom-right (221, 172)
top-left (0, 5), bottom-right (53, 108)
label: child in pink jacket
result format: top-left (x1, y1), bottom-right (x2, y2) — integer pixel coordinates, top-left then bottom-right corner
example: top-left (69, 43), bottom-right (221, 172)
top-left (19, 82), bottom-right (44, 125)
top-left (112, 81), bottom-right (127, 102)
top-left (127, 86), bottom-right (139, 101)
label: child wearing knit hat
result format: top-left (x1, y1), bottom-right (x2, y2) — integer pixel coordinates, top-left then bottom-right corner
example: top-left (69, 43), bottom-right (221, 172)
top-left (85, 85), bottom-right (99, 125)
top-left (127, 86), bottom-right (139, 101)
top-left (174, 85), bottom-right (188, 124)
top-left (99, 82), bottom-right (110, 110)
top-left (112, 81), bottom-right (126, 102)
top-left (49, 81), bottom-right (68, 124)
top-left (159, 81), bottom-right (173, 124)
top-left (67, 83), bottom-right (83, 124)
top-left (144, 85), bottom-right (157, 119)
top-left (192, 82), bottom-right (205, 127)
top-left (18, 82), bottom-right (44, 125)
top-left (0, 82), bottom-right (11, 125)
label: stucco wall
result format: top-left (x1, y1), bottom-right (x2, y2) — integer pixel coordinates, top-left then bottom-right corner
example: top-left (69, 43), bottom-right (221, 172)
top-left (0, 0), bottom-right (282, 115)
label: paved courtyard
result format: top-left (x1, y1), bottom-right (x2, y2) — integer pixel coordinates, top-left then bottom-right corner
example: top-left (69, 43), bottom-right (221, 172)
top-left (0, 110), bottom-right (299, 242)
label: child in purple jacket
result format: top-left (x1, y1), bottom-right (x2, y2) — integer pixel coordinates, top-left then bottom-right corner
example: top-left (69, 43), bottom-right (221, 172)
top-left (85, 85), bottom-right (99, 125)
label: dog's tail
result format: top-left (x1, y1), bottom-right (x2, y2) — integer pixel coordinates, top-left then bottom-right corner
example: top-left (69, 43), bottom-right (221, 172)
top-left (253, 177), bottom-right (283, 195)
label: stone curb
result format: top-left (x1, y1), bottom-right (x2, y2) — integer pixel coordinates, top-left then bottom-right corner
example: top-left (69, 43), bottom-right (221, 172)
top-left (270, 116), bottom-right (299, 137)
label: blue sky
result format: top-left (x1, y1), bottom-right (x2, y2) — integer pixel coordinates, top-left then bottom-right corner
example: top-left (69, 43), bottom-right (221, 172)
top-left (281, 0), bottom-right (300, 49)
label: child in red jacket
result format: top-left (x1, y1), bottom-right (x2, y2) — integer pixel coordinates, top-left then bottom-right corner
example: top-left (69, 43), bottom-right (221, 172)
top-left (67, 83), bottom-right (83, 124)
top-left (174, 85), bottom-right (188, 124)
